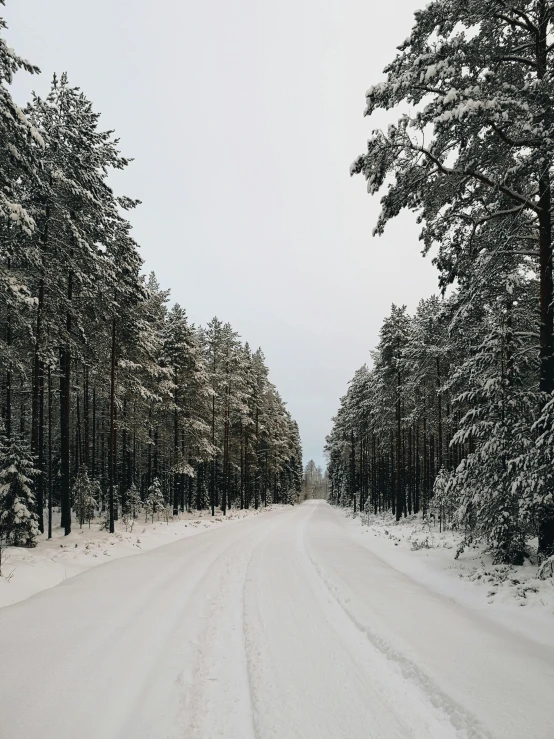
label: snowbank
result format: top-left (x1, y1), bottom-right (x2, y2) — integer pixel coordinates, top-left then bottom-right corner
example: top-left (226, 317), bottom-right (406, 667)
top-left (0, 506), bottom-right (281, 609)
top-left (341, 509), bottom-right (554, 648)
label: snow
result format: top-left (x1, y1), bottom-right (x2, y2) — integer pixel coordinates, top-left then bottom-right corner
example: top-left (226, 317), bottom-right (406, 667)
top-left (342, 508), bottom-right (554, 649)
top-left (1, 501), bottom-right (553, 739)
top-left (0, 506), bottom-right (277, 609)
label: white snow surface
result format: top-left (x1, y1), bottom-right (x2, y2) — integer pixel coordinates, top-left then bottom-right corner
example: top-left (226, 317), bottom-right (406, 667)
top-left (0, 507), bottom-right (267, 609)
top-left (0, 501), bottom-right (553, 739)
top-left (344, 508), bottom-right (554, 649)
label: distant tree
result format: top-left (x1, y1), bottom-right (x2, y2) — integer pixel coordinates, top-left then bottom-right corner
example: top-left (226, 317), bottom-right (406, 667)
top-left (302, 461), bottom-right (328, 500)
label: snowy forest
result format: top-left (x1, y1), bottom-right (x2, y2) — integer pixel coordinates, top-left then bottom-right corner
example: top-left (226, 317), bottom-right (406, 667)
top-left (0, 8), bottom-right (303, 547)
top-left (327, 0), bottom-right (554, 566)
top-left (3, 3), bottom-right (554, 737)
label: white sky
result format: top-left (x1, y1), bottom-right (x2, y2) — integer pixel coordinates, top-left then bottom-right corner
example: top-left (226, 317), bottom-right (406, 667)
top-left (5, 0), bottom-right (439, 469)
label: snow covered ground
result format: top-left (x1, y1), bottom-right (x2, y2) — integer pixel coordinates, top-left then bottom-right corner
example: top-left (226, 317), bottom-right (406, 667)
top-left (342, 508), bottom-right (554, 649)
top-left (1, 501), bottom-right (553, 739)
top-left (0, 506), bottom-right (274, 609)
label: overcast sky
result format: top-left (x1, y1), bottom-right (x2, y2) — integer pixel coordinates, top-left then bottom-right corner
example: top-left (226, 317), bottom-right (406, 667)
top-left (5, 0), bottom-right (439, 468)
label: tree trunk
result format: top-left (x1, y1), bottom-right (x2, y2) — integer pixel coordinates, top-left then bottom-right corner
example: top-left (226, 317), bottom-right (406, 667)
top-left (121, 397), bottom-right (128, 513)
top-left (537, 2), bottom-right (554, 397)
top-left (211, 390), bottom-right (216, 517)
top-left (75, 363), bottom-right (82, 476)
top-left (395, 370), bottom-right (403, 521)
top-left (350, 431), bottom-right (356, 514)
top-left (537, 0), bottom-right (554, 556)
top-left (254, 409), bottom-right (260, 510)
top-left (31, 277), bottom-right (45, 532)
top-left (240, 421), bottom-right (244, 509)
top-left (60, 271), bottom-right (72, 536)
top-left (91, 386), bottom-right (96, 479)
top-left (173, 403), bottom-right (179, 516)
top-left (83, 366), bottom-right (89, 469)
top-left (37, 357), bottom-right (44, 533)
top-left (436, 357), bottom-right (443, 471)
top-left (5, 259), bottom-right (11, 440)
top-left (415, 424), bottom-right (420, 514)
top-left (47, 365), bottom-right (53, 540)
top-left (108, 314), bottom-right (116, 534)
top-left (222, 385), bottom-right (230, 515)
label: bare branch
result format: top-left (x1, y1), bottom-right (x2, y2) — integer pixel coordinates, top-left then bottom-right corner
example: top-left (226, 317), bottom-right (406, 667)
top-left (493, 12), bottom-right (534, 33)
top-left (495, 1), bottom-right (540, 36)
top-left (493, 55), bottom-right (538, 68)
top-left (413, 85), bottom-right (446, 95)
top-left (489, 122), bottom-right (541, 147)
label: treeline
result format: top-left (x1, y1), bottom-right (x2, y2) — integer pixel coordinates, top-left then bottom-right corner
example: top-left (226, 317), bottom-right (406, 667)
top-left (327, 0), bottom-right (554, 564)
top-left (0, 8), bottom-right (302, 545)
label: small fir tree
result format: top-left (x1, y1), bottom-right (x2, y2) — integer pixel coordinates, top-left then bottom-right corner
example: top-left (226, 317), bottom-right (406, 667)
top-left (0, 436), bottom-right (40, 547)
top-left (73, 466), bottom-right (97, 529)
top-left (123, 483), bottom-right (142, 519)
top-left (145, 478), bottom-right (165, 523)
top-left (430, 468), bottom-right (456, 534)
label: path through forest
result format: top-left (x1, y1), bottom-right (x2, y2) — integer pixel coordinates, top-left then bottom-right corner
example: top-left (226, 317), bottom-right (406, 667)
top-left (0, 501), bottom-right (552, 739)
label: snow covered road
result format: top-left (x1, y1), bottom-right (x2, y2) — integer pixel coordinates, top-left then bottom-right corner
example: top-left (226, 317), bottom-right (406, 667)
top-left (1, 501), bottom-right (553, 739)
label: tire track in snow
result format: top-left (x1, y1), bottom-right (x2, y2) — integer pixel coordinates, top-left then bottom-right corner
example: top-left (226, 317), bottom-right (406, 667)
top-left (242, 510), bottom-right (321, 739)
top-left (243, 504), bottom-right (459, 739)
top-left (178, 545), bottom-right (254, 739)
top-left (0, 506), bottom-right (288, 739)
top-left (298, 506), bottom-right (488, 739)
top-left (104, 520), bottom-right (268, 739)
top-left (302, 502), bottom-right (554, 739)
top-left (178, 510), bottom-right (284, 739)
top-left (3, 502), bottom-right (546, 739)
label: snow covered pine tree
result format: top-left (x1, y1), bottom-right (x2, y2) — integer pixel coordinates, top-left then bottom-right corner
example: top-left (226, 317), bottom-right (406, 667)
top-left (0, 435), bottom-right (40, 548)
top-left (351, 0), bottom-right (554, 557)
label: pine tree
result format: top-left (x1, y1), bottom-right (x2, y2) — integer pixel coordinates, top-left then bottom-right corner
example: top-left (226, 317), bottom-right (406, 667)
top-left (0, 5), bottom-right (43, 467)
top-left (0, 8), bottom-right (304, 540)
top-left (163, 304), bottom-right (211, 514)
top-left (0, 5), bottom-right (41, 239)
top-left (348, 0), bottom-right (554, 555)
top-left (25, 73), bottom-right (134, 536)
top-left (352, 1), bottom-right (554, 393)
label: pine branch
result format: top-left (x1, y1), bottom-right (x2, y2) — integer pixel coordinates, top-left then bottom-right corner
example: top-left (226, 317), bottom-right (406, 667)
top-left (407, 142), bottom-right (541, 213)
